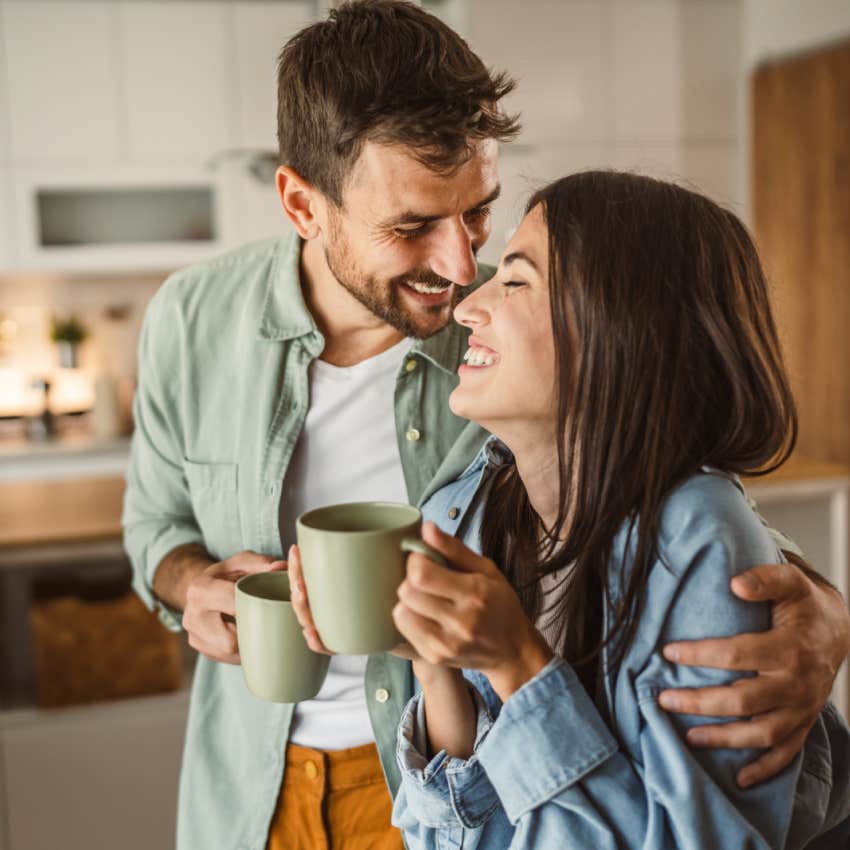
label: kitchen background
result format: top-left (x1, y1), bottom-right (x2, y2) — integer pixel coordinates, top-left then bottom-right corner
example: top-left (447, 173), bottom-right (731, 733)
top-left (0, 1), bottom-right (849, 848)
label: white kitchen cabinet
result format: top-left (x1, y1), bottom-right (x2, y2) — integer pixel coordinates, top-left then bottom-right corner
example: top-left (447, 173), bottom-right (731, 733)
top-left (119, 1), bottom-right (236, 162)
top-left (0, 1), bottom-right (121, 162)
top-left (465, 0), bottom-right (609, 144)
top-left (1, 691), bottom-right (188, 850)
top-left (11, 163), bottom-right (227, 274)
top-left (612, 0), bottom-right (741, 143)
top-left (233, 1), bottom-right (314, 151)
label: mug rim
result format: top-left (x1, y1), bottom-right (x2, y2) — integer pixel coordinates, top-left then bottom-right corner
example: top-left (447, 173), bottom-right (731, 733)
top-left (296, 500), bottom-right (421, 535)
top-left (236, 571), bottom-right (292, 603)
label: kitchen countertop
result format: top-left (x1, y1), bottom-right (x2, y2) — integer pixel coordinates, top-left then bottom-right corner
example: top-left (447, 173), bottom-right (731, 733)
top-left (0, 475), bottom-right (125, 550)
top-left (0, 455), bottom-right (846, 552)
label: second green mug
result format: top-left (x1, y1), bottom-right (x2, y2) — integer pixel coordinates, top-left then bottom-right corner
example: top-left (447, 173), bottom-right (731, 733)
top-left (295, 501), bottom-right (445, 654)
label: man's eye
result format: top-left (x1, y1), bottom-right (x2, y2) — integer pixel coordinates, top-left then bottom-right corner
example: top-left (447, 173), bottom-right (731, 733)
top-left (394, 224), bottom-right (432, 239)
top-left (465, 206), bottom-right (491, 222)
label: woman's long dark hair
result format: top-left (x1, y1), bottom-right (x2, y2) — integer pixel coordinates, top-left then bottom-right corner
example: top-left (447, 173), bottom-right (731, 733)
top-left (479, 171), bottom-right (797, 691)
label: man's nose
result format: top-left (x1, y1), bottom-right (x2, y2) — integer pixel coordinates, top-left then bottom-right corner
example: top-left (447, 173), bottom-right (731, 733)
top-left (431, 220), bottom-right (478, 286)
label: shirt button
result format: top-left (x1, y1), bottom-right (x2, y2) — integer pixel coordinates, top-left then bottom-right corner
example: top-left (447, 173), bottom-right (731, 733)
top-left (375, 688), bottom-right (390, 703)
top-left (406, 428), bottom-right (421, 442)
top-left (448, 507), bottom-right (459, 520)
top-left (268, 483), bottom-right (278, 496)
top-left (304, 760), bottom-right (318, 780)
top-left (405, 359), bottom-right (418, 373)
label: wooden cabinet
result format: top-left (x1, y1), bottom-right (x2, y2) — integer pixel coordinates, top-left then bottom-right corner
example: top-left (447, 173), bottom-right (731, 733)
top-left (1, 1), bottom-right (121, 162)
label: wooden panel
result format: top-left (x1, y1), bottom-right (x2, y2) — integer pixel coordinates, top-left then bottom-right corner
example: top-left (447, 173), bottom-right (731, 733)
top-left (752, 39), bottom-right (850, 464)
top-left (0, 477), bottom-right (124, 549)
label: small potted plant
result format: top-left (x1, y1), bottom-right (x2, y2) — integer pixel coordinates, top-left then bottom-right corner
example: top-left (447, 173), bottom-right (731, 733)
top-left (51, 315), bottom-right (88, 369)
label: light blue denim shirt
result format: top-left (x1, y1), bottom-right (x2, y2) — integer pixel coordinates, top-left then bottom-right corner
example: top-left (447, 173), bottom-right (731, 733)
top-left (396, 439), bottom-right (850, 850)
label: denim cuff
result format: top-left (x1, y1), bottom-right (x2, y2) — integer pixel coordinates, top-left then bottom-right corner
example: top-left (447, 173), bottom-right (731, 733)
top-left (477, 656), bottom-right (618, 824)
top-left (396, 684), bottom-right (500, 829)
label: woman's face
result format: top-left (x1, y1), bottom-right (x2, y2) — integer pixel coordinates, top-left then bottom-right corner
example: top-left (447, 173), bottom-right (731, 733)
top-left (450, 204), bottom-right (558, 438)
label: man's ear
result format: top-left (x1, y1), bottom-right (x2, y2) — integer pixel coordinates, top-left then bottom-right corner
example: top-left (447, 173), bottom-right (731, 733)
top-left (276, 166), bottom-right (323, 239)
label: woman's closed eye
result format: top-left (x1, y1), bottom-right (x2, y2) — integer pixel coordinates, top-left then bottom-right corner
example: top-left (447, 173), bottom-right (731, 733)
top-left (502, 280), bottom-right (527, 289)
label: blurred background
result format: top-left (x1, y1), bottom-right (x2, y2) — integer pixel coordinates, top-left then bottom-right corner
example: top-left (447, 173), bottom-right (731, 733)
top-left (0, 1), bottom-right (848, 847)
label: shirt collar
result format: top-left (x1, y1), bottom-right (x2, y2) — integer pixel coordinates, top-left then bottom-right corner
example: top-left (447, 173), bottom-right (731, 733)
top-left (256, 231), bottom-right (322, 348)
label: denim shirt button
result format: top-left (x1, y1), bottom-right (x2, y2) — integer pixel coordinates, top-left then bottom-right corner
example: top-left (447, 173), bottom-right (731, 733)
top-left (448, 507), bottom-right (459, 519)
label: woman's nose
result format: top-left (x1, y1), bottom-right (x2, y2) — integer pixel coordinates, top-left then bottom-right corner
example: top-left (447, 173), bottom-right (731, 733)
top-left (453, 277), bottom-right (497, 327)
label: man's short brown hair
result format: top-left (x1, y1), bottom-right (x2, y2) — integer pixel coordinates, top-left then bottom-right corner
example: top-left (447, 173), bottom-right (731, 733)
top-left (276, 0), bottom-right (519, 206)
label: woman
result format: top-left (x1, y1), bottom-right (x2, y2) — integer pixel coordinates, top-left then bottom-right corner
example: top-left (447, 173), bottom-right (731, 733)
top-left (382, 172), bottom-right (850, 849)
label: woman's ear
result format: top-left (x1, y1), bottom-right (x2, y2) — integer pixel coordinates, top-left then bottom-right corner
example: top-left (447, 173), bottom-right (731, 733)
top-left (276, 166), bottom-right (322, 239)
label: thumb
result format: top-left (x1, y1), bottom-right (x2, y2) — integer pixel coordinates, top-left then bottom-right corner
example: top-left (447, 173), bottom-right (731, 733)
top-left (730, 561), bottom-right (809, 603)
top-left (421, 521), bottom-right (496, 574)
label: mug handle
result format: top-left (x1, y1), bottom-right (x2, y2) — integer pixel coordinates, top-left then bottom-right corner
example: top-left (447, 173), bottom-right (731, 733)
top-left (400, 537), bottom-right (448, 567)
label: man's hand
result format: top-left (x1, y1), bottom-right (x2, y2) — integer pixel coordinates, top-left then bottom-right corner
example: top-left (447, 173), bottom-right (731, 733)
top-left (659, 559), bottom-right (850, 788)
top-left (181, 550), bottom-right (286, 664)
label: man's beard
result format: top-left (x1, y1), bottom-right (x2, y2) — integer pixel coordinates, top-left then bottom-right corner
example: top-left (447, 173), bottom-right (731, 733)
top-left (323, 224), bottom-right (467, 340)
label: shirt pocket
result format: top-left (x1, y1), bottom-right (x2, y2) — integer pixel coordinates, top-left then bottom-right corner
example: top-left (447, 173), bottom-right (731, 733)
top-left (183, 459), bottom-right (242, 561)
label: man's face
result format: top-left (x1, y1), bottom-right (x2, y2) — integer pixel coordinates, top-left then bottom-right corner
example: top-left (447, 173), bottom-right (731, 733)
top-left (320, 139), bottom-right (500, 339)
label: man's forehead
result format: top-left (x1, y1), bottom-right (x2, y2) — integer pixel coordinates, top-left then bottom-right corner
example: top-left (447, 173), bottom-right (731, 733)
top-left (347, 139), bottom-right (500, 217)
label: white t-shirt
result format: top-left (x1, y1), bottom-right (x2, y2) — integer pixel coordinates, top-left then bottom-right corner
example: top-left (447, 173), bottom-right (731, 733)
top-left (279, 338), bottom-right (410, 750)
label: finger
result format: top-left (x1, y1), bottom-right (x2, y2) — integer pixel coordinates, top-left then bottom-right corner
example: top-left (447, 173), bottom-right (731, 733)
top-left (397, 578), bottom-right (457, 621)
top-left (194, 576), bottom-right (239, 618)
top-left (736, 723), bottom-right (811, 788)
top-left (663, 631), bottom-right (785, 671)
top-left (730, 562), bottom-right (809, 603)
top-left (301, 623), bottom-right (333, 655)
top-left (188, 615), bottom-right (240, 663)
top-left (421, 521), bottom-right (498, 575)
top-left (392, 601), bottom-right (447, 663)
top-left (658, 675), bottom-right (796, 717)
top-left (685, 708), bottom-right (806, 750)
top-left (288, 551), bottom-right (316, 629)
top-left (405, 552), bottom-right (471, 600)
top-left (226, 553), bottom-right (283, 577)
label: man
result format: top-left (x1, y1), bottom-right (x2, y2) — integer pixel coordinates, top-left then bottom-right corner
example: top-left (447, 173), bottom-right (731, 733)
top-left (123, 2), bottom-right (850, 849)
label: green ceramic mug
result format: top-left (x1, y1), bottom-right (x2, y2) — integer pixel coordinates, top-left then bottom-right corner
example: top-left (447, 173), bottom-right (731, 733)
top-left (296, 501), bottom-right (447, 654)
top-left (235, 571), bottom-right (331, 703)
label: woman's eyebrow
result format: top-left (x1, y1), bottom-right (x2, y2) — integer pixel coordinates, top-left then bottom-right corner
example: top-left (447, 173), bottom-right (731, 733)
top-left (502, 250), bottom-right (539, 272)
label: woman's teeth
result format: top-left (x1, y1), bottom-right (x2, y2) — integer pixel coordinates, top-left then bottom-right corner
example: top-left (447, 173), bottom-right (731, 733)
top-left (407, 281), bottom-right (449, 295)
top-left (463, 347), bottom-right (497, 367)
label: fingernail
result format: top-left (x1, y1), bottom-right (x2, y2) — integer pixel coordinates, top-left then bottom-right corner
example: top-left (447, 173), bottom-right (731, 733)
top-left (658, 692), bottom-right (680, 711)
top-left (687, 729), bottom-right (708, 746)
top-left (737, 771), bottom-right (754, 788)
top-left (663, 645), bottom-right (680, 662)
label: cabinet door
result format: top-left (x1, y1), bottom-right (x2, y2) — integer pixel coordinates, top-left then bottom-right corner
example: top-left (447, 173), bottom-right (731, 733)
top-left (0, 0), bottom-right (121, 161)
top-left (465, 0), bottom-right (608, 144)
top-left (1, 693), bottom-right (188, 850)
top-left (234, 1), bottom-right (315, 150)
top-left (119, 1), bottom-right (235, 161)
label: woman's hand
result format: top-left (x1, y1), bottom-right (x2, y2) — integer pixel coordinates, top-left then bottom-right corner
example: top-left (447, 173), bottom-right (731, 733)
top-left (287, 543), bottom-right (334, 655)
top-left (392, 521), bottom-right (553, 702)
top-left (660, 557), bottom-right (850, 788)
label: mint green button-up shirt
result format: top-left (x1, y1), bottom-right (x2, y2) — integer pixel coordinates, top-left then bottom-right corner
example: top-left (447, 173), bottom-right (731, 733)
top-left (122, 231), bottom-right (491, 850)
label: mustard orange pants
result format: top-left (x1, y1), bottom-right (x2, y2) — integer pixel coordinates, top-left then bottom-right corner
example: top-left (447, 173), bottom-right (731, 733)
top-left (266, 742), bottom-right (404, 850)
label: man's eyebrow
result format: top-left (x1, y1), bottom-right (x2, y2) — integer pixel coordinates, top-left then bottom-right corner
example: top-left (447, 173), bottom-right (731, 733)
top-left (502, 250), bottom-right (539, 272)
top-left (382, 184), bottom-right (502, 227)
